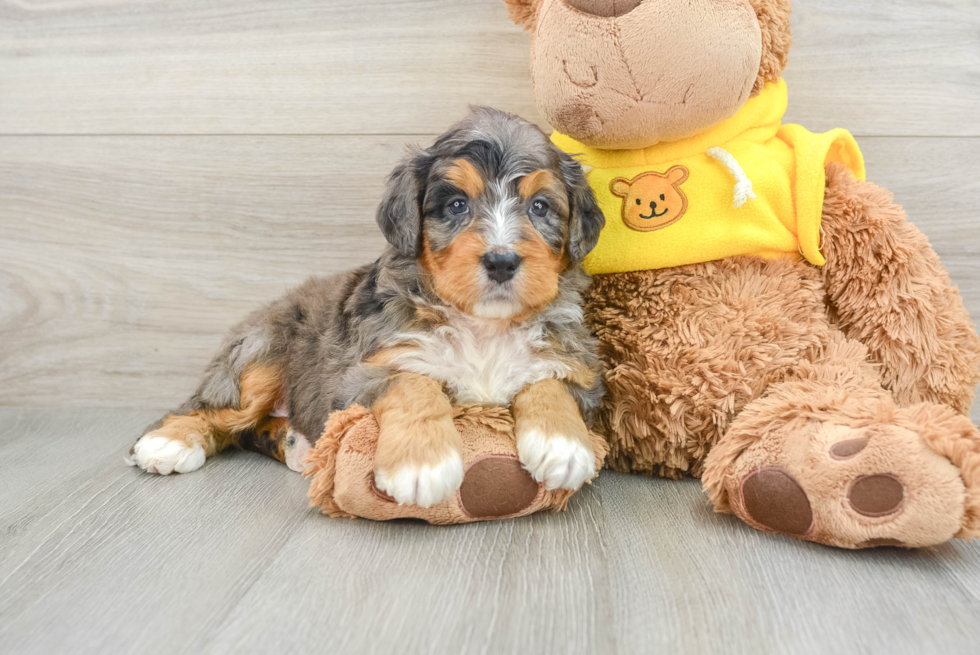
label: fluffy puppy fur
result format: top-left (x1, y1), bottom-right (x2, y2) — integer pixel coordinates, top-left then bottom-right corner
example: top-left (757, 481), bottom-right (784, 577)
top-left (127, 107), bottom-right (606, 507)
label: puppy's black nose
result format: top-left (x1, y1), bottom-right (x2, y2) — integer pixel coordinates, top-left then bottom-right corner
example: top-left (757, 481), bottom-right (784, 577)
top-left (482, 252), bottom-right (522, 283)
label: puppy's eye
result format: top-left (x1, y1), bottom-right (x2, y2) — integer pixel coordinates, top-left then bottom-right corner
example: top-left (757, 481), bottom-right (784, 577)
top-left (636, 198), bottom-right (642, 205)
top-left (529, 199), bottom-right (549, 217)
top-left (448, 198), bottom-right (469, 216)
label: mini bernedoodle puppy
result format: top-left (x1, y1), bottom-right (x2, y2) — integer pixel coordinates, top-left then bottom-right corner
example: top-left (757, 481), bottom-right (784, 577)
top-left (127, 107), bottom-right (606, 508)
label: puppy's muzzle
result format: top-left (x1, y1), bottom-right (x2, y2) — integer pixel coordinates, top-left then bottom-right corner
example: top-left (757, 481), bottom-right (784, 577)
top-left (482, 252), bottom-right (522, 284)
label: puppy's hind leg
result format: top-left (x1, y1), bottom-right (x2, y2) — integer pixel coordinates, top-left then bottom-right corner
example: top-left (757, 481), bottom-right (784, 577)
top-left (128, 364), bottom-right (286, 475)
top-left (128, 310), bottom-right (290, 475)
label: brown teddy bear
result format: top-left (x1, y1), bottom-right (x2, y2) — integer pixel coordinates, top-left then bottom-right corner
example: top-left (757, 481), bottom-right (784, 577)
top-left (305, 404), bottom-right (607, 524)
top-left (504, 0), bottom-right (980, 548)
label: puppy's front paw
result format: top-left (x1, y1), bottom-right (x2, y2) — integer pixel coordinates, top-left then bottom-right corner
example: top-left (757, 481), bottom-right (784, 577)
top-left (517, 430), bottom-right (595, 491)
top-left (374, 452), bottom-right (464, 508)
top-left (126, 433), bottom-right (206, 475)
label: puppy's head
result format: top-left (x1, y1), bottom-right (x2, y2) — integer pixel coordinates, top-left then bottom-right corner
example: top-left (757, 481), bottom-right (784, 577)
top-left (376, 107), bottom-right (603, 320)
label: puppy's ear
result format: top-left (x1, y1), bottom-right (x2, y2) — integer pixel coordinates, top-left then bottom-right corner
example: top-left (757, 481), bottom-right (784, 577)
top-left (376, 147), bottom-right (431, 257)
top-left (559, 153), bottom-right (604, 263)
top-left (503, 0), bottom-right (543, 30)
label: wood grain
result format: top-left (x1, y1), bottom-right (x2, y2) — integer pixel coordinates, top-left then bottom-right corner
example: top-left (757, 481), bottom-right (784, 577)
top-left (1, 2), bottom-right (979, 654)
top-left (2, 134), bottom-right (979, 422)
top-left (0, 0), bottom-right (541, 136)
top-left (1, 409), bottom-right (979, 654)
top-left (1, 0), bottom-right (978, 136)
top-left (785, 1), bottom-right (980, 136)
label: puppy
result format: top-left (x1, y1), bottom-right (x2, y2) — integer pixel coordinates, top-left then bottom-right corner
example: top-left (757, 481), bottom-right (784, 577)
top-left (127, 107), bottom-right (606, 508)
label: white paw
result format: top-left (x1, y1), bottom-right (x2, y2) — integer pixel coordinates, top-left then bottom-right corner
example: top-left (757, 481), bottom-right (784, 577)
top-left (517, 431), bottom-right (595, 491)
top-left (125, 433), bottom-right (206, 475)
top-left (374, 452), bottom-right (464, 508)
top-left (284, 429), bottom-right (312, 473)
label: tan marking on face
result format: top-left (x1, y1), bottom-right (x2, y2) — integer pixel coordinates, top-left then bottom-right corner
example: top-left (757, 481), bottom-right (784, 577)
top-left (371, 372), bottom-right (460, 470)
top-left (519, 169), bottom-right (569, 216)
top-left (511, 224), bottom-right (563, 321)
top-left (421, 227), bottom-right (487, 314)
top-left (446, 158), bottom-right (485, 198)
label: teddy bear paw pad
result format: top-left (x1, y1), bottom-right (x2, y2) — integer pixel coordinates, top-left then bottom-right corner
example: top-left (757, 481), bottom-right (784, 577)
top-left (858, 538), bottom-right (908, 548)
top-left (829, 437), bottom-right (868, 460)
top-left (848, 474), bottom-right (905, 517)
top-left (740, 466), bottom-right (813, 536)
top-left (459, 456), bottom-right (541, 519)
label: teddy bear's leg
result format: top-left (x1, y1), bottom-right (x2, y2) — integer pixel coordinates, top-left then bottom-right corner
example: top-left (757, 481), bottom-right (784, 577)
top-left (820, 162), bottom-right (980, 413)
top-left (702, 333), bottom-right (980, 548)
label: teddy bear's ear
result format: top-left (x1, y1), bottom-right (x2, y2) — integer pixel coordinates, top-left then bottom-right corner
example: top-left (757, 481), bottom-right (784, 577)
top-left (610, 178), bottom-right (631, 198)
top-left (503, 0), bottom-right (543, 30)
top-left (665, 166), bottom-right (689, 186)
top-left (749, 0), bottom-right (793, 95)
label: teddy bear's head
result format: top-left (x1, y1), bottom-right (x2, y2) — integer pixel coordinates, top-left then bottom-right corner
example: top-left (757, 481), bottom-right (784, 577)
top-left (505, 0), bottom-right (792, 149)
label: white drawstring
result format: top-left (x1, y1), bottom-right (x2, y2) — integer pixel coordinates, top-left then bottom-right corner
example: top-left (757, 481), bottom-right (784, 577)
top-left (706, 147), bottom-right (756, 208)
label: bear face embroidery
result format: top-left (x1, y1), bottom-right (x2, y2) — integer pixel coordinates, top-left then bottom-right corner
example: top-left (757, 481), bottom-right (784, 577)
top-left (610, 166), bottom-right (690, 232)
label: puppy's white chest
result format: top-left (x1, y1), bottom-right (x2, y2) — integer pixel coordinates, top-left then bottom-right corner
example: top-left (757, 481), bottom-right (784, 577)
top-left (387, 318), bottom-right (567, 405)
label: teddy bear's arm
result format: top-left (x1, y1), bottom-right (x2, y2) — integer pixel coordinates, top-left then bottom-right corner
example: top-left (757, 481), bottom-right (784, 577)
top-left (820, 162), bottom-right (980, 414)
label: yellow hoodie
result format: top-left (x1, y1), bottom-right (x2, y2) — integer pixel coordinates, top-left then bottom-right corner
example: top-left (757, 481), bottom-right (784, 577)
top-left (552, 81), bottom-right (865, 275)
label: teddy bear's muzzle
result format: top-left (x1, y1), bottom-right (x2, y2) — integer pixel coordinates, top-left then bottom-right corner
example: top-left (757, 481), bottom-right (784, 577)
top-left (564, 0), bottom-right (642, 18)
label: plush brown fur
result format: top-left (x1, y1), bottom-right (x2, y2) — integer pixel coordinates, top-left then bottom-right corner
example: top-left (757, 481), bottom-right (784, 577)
top-left (586, 255), bottom-right (830, 478)
top-left (504, 0), bottom-right (544, 29)
top-left (505, 0), bottom-right (793, 90)
top-left (700, 333), bottom-right (975, 548)
top-left (305, 403), bottom-right (609, 524)
top-left (585, 164), bottom-right (980, 546)
top-left (820, 162), bottom-right (980, 413)
top-left (509, 0), bottom-right (980, 548)
top-left (505, 0), bottom-right (791, 148)
top-left (749, 0), bottom-right (793, 94)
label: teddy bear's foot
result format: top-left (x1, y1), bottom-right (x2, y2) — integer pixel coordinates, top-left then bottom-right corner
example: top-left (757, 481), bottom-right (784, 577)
top-left (704, 398), bottom-right (980, 549)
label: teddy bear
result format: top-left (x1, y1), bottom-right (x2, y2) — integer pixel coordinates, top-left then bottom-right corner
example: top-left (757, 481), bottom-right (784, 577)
top-left (504, 0), bottom-right (980, 548)
top-left (305, 404), bottom-right (607, 524)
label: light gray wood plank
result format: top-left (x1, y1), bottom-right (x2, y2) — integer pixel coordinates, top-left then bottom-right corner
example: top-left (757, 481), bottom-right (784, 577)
top-left (598, 472), bottom-right (980, 655)
top-left (1, 0), bottom-right (977, 136)
top-left (3, 409), bottom-right (980, 655)
top-left (197, 486), bottom-right (613, 654)
top-left (784, 1), bottom-right (980, 136)
top-left (0, 408), bottom-right (614, 655)
top-left (0, 0), bottom-right (541, 136)
top-left (0, 408), bottom-right (312, 655)
top-left (2, 135), bottom-right (979, 418)
top-left (0, 134), bottom-right (399, 408)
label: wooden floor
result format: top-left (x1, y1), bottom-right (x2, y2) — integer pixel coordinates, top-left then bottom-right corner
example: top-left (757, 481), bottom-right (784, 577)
top-left (1, 409), bottom-right (980, 654)
top-left (2, 1), bottom-right (980, 653)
